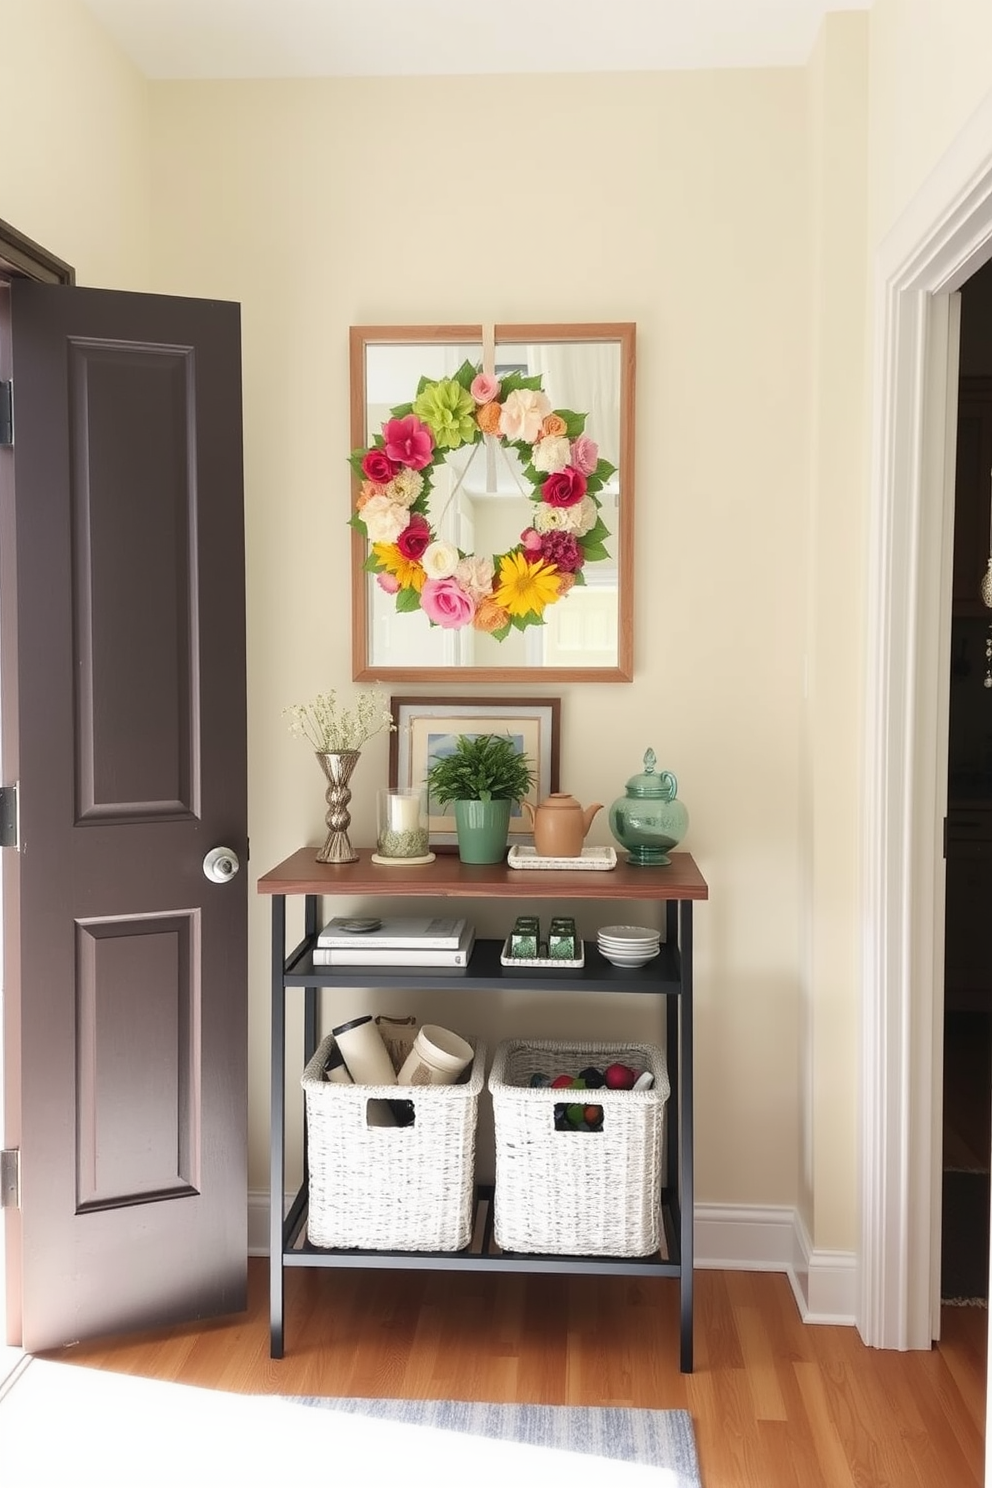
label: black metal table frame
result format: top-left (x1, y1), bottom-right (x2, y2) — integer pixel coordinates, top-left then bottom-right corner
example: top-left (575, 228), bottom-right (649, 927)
top-left (268, 894), bottom-right (694, 1371)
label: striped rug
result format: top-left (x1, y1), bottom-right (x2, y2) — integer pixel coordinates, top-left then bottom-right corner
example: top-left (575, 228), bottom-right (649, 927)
top-left (287, 1397), bottom-right (702, 1485)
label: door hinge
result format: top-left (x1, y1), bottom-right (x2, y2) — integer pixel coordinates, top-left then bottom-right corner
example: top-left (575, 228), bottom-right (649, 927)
top-left (0, 784), bottom-right (17, 848)
top-left (1, 1149), bottom-right (19, 1210)
top-left (0, 381), bottom-right (11, 446)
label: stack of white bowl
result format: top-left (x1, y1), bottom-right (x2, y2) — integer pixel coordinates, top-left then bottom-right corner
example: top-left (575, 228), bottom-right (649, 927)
top-left (597, 924), bottom-right (662, 968)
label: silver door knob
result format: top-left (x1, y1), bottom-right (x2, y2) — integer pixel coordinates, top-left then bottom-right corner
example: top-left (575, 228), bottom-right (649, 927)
top-left (203, 846), bottom-right (240, 883)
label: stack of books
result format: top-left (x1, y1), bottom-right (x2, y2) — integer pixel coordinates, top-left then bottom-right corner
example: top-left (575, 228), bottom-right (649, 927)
top-left (312, 915), bottom-right (476, 969)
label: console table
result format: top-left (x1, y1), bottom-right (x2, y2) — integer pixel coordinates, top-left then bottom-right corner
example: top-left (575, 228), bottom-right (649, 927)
top-left (257, 848), bottom-right (708, 1372)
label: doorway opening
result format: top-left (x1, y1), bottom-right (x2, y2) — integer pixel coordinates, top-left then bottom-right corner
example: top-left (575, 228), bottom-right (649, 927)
top-left (941, 259), bottom-right (992, 1307)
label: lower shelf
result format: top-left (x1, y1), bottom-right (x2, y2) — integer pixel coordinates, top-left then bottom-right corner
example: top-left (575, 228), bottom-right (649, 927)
top-left (281, 1182), bottom-right (683, 1277)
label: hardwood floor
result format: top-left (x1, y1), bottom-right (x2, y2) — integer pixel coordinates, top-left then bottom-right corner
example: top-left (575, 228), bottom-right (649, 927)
top-left (35, 1261), bottom-right (988, 1487)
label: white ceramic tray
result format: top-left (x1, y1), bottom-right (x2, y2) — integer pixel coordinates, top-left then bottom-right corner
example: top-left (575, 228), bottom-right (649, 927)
top-left (506, 845), bottom-right (617, 871)
top-left (499, 937), bottom-right (586, 970)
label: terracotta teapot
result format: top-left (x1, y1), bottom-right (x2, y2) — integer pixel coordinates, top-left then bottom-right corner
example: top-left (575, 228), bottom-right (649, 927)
top-left (520, 792), bottom-right (603, 858)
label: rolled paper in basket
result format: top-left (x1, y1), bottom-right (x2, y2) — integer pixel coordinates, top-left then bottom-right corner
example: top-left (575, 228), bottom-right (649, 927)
top-left (397, 1024), bottom-right (473, 1086)
top-left (331, 1014), bottom-right (397, 1085)
top-left (323, 1046), bottom-right (354, 1085)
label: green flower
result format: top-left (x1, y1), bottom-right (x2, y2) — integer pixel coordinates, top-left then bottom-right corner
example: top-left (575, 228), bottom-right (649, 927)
top-left (412, 378), bottom-right (477, 450)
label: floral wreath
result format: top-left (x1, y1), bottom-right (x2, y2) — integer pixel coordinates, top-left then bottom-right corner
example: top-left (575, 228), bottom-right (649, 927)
top-left (348, 362), bottom-right (614, 640)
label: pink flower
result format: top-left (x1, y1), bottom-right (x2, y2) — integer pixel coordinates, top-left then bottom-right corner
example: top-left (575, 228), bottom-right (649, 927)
top-left (520, 527), bottom-right (543, 555)
top-left (396, 512), bottom-right (431, 560)
top-left (383, 415), bottom-right (435, 471)
top-left (539, 531), bottom-right (584, 573)
top-left (376, 572), bottom-right (400, 594)
top-left (541, 466), bottom-right (588, 509)
top-left (470, 372), bottom-right (501, 405)
top-left (420, 577), bottom-right (477, 629)
top-left (362, 447), bottom-right (399, 484)
top-left (570, 435), bottom-right (599, 476)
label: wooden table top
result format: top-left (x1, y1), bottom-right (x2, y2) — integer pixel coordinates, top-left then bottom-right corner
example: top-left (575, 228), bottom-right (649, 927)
top-left (256, 847), bottom-right (708, 902)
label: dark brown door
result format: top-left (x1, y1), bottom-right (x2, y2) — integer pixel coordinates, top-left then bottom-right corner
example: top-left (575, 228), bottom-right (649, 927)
top-left (0, 282), bottom-right (248, 1351)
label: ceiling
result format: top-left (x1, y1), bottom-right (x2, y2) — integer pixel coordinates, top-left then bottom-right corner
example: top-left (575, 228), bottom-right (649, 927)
top-left (79, 0), bottom-right (873, 80)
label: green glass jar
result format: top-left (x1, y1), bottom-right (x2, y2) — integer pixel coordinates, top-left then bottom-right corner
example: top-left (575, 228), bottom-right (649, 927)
top-left (608, 748), bottom-right (689, 866)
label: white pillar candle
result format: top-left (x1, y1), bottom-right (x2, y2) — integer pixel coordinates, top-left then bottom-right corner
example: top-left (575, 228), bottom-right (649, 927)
top-left (387, 792), bottom-right (421, 832)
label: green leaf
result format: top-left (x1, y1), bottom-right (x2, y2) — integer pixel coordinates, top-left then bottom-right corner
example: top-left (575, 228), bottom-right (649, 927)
top-left (510, 610), bottom-right (547, 632)
top-left (580, 541), bottom-right (610, 562)
top-left (348, 451), bottom-right (368, 480)
top-left (491, 621), bottom-right (512, 642)
top-left (595, 457), bottom-right (617, 482)
top-left (583, 517), bottom-right (611, 546)
top-left (395, 587), bottom-right (422, 613)
top-left (452, 360), bottom-right (479, 392)
top-left (361, 551), bottom-right (383, 573)
top-left (571, 568), bottom-right (587, 587)
top-left (389, 401), bottom-right (414, 420)
top-left (556, 409), bottom-right (586, 438)
top-left (497, 370), bottom-right (544, 397)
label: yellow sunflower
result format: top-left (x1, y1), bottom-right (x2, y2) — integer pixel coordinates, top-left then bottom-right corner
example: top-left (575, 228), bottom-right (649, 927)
top-left (373, 543), bottom-right (426, 592)
top-left (493, 550), bottom-right (561, 618)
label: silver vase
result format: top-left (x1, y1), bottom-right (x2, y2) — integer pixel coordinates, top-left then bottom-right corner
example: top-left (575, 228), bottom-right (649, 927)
top-left (315, 750), bottom-right (360, 864)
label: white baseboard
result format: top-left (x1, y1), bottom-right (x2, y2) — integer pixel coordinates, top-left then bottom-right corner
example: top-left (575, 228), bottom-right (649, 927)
top-left (694, 1203), bottom-right (858, 1325)
top-left (248, 1192), bottom-right (858, 1327)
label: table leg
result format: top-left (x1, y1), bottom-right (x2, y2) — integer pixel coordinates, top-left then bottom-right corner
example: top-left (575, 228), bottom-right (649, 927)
top-left (679, 899), bottom-right (694, 1372)
top-left (269, 893), bottom-right (286, 1358)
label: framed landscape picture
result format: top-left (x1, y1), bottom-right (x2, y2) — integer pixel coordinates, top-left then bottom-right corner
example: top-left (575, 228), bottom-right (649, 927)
top-left (388, 696), bottom-right (561, 848)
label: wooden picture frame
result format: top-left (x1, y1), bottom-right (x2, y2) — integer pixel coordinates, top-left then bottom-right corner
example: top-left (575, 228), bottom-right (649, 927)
top-left (388, 696), bottom-right (561, 847)
top-left (351, 323), bottom-right (635, 684)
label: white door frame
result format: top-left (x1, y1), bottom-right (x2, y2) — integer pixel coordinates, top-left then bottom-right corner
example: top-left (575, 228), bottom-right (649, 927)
top-left (862, 90), bottom-right (992, 1351)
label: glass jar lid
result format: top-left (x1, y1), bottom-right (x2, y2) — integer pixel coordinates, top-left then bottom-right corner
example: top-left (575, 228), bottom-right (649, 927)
top-left (623, 748), bottom-right (677, 800)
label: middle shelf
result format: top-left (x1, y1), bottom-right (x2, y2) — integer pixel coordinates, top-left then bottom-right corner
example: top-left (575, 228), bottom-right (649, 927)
top-left (283, 936), bottom-right (682, 993)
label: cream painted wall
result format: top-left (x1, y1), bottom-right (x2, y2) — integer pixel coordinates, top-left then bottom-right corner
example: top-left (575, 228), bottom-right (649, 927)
top-left (868, 0), bottom-right (992, 244)
top-left (146, 72), bottom-right (811, 1200)
top-left (0, 0), bottom-right (150, 288)
top-left (802, 13), bottom-right (868, 1253)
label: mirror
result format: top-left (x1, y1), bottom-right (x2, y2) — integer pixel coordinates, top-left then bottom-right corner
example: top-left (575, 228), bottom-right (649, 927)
top-left (349, 323), bottom-right (635, 682)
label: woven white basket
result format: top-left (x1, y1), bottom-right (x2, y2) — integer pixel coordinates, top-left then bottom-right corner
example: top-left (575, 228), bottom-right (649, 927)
top-left (301, 1030), bottom-right (485, 1252)
top-left (489, 1038), bottom-right (670, 1257)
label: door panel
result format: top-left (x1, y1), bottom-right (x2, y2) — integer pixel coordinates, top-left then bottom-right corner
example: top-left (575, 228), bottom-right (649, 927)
top-left (1, 282), bottom-right (248, 1351)
top-left (71, 340), bottom-right (197, 820)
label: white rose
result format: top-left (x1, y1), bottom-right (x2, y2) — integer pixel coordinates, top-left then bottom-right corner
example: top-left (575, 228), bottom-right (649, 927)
top-left (455, 554), bottom-right (495, 600)
top-left (533, 504), bottom-right (568, 534)
top-left (499, 388), bottom-right (552, 443)
top-left (386, 468), bottom-right (424, 509)
top-left (557, 495), bottom-right (598, 536)
top-left (532, 434), bottom-right (571, 474)
top-left (362, 495), bottom-right (411, 545)
top-left (421, 540), bottom-right (460, 579)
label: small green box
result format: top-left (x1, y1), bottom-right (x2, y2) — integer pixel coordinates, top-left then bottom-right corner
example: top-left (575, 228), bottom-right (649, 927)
top-left (548, 917), bottom-right (577, 959)
top-left (510, 915), bottom-right (540, 957)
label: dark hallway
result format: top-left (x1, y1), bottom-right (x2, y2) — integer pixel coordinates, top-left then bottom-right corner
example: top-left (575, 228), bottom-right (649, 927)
top-left (941, 257), bottom-right (992, 1305)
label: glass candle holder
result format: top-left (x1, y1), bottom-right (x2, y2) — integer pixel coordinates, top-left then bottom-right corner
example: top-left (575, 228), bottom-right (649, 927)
top-left (375, 788), bottom-right (433, 863)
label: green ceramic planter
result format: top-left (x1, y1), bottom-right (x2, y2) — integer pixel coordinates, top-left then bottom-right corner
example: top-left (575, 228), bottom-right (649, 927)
top-left (453, 799), bottom-right (512, 864)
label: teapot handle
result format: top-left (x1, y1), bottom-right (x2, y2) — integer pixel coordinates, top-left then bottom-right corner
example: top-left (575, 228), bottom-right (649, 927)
top-left (657, 770), bottom-right (678, 801)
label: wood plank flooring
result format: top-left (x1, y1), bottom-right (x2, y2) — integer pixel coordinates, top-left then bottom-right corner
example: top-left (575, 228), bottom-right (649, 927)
top-left (35, 1261), bottom-right (988, 1487)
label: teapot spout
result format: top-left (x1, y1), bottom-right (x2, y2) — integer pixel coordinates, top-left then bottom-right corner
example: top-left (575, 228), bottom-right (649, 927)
top-left (520, 800), bottom-right (535, 830)
top-left (583, 803), bottom-right (604, 837)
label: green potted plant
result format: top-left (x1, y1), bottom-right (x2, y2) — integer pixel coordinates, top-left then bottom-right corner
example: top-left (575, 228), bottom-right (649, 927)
top-left (426, 733), bottom-right (536, 864)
